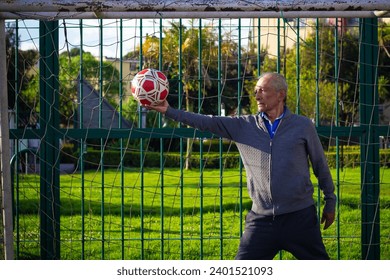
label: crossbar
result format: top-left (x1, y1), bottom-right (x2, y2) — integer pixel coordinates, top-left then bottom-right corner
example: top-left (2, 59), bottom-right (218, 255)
top-left (0, 0), bottom-right (390, 19)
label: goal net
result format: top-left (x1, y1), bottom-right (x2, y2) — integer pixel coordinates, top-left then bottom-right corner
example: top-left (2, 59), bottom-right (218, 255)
top-left (1, 0), bottom-right (390, 260)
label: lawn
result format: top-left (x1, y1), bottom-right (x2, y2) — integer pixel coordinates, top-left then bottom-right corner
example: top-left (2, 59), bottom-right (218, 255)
top-left (13, 167), bottom-right (390, 260)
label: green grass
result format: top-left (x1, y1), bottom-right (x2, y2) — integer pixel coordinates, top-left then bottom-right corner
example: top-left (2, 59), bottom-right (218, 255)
top-left (13, 167), bottom-right (390, 260)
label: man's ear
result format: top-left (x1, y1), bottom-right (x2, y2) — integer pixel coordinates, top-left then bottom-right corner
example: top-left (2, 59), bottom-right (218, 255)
top-left (278, 90), bottom-right (286, 102)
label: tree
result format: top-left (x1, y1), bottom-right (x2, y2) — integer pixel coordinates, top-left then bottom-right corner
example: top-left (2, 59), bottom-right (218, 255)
top-left (165, 21), bottom-right (216, 169)
top-left (256, 21), bottom-right (358, 124)
top-left (378, 21), bottom-right (390, 104)
top-left (123, 20), bottom-right (256, 168)
top-left (59, 49), bottom-right (122, 126)
top-left (15, 45), bottom-right (123, 127)
top-left (283, 45), bottom-right (336, 123)
top-left (6, 23), bottom-right (39, 127)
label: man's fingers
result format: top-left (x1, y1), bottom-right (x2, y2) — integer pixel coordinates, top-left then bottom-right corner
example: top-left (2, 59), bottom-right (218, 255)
top-left (321, 212), bottom-right (335, 230)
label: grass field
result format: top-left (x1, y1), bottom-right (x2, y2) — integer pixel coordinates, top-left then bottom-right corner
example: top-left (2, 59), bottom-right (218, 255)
top-left (13, 167), bottom-right (390, 260)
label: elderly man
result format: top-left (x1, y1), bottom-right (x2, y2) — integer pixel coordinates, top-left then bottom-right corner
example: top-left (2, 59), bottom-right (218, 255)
top-left (146, 72), bottom-right (336, 260)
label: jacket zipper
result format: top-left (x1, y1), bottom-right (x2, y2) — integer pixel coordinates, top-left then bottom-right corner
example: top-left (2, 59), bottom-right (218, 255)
top-left (270, 119), bottom-right (283, 220)
top-left (270, 139), bottom-right (275, 219)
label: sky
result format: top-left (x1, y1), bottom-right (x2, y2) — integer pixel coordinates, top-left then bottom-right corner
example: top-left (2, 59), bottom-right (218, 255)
top-left (13, 18), bottom-right (253, 58)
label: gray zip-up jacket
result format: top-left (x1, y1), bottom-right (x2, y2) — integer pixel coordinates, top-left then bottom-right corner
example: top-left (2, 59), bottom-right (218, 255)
top-left (165, 106), bottom-right (336, 216)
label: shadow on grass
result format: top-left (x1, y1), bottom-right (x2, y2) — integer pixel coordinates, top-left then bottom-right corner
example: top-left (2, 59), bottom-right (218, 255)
top-left (15, 197), bottom-right (253, 216)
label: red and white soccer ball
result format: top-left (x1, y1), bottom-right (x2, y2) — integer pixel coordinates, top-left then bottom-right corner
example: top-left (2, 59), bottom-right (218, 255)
top-left (131, 68), bottom-right (169, 106)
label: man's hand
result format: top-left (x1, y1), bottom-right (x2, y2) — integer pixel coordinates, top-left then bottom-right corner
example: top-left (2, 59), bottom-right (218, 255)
top-left (321, 211), bottom-right (335, 230)
top-left (144, 99), bottom-right (169, 114)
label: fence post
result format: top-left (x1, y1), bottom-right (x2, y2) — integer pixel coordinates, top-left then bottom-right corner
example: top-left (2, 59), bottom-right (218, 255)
top-left (39, 20), bottom-right (60, 260)
top-left (359, 18), bottom-right (380, 260)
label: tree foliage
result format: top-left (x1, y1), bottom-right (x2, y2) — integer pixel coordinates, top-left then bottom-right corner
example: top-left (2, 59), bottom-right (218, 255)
top-left (123, 20), bottom-right (255, 117)
top-left (6, 23), bottom-right (39, 126)
top-left (58, 49), bottom-right (122, 125)
top-left (248, 20), bottom-right (390, 125)
top-left (7, 19), bottom-right (390, 129)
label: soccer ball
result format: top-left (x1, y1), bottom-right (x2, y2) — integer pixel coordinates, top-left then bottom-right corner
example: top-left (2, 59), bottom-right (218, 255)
top-left (131, 68), bottom-right (169, 106)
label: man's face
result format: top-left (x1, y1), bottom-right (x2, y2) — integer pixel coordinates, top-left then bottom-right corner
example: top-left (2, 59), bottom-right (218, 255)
top-left (254, 75), bottom-right (284, 113)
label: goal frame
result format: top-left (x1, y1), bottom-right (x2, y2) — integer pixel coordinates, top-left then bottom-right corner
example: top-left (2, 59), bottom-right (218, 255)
top-left (1, 0), bottom-right (390, 260)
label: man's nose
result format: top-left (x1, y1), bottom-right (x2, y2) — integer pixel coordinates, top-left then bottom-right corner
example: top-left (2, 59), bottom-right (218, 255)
top-left (255, 91), bottom-right (262, 99)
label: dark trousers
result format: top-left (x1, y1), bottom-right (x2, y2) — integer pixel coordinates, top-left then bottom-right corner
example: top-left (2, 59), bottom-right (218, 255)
top-left (235, 205), bottom-right (330, 260)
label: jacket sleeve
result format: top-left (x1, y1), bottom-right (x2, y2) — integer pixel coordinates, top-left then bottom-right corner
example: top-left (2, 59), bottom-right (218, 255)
top-left (164, 107), bottom-right (242, 141)
top-left (306, 120), bottom-right (336, 213)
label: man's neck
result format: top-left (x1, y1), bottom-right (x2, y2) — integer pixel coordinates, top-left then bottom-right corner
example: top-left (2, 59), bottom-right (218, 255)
top-left (263, 106), bottom-right (285, 123)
